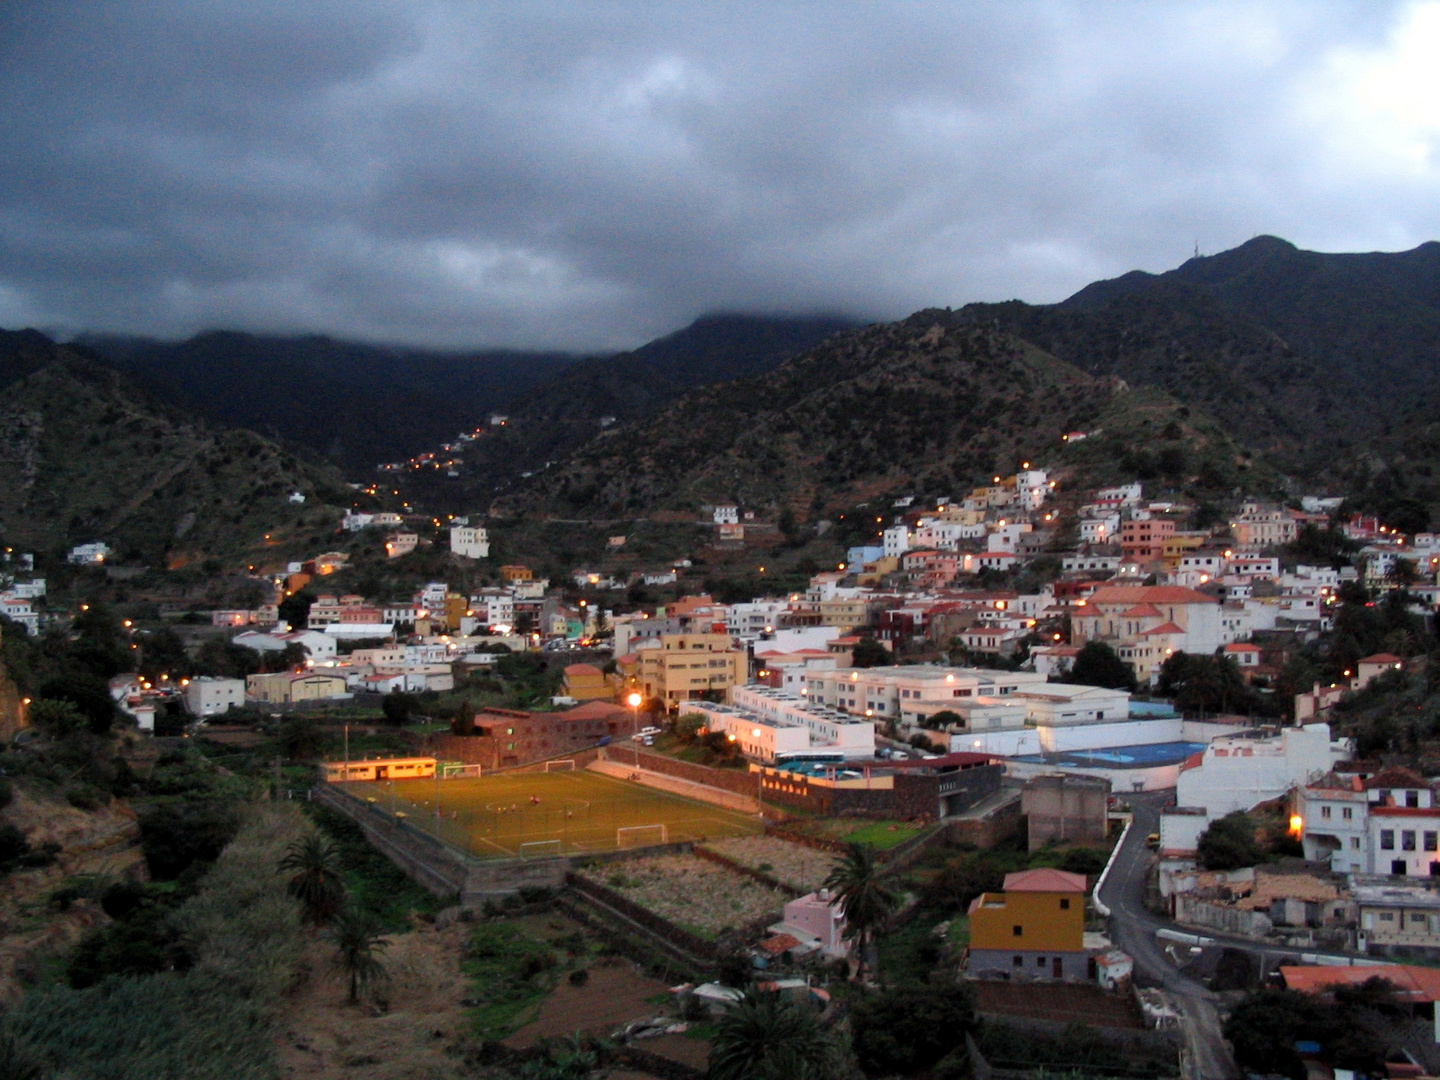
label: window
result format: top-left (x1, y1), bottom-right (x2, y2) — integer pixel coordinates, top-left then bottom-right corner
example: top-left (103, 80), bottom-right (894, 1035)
top-left (1412, 913), bottom-right (1427, 923)
top-left (1012, 925), bottom-right (1023, 937)
top-left (1427, 833), bottom-right (1438, 852)
top-left (1382, 830), bottom-right (1396, 850)
top-left (1013, 956), bottom-right (1023, 968)
top-left (1060, 898), bottom-right (1070, 910)
top-left (1394, 860), bottom-right (1409, 875)
top-left (1380, 912), bottom-right (1396, 922)
top-left (1037, 956), bottom-right (1047, 967)
top-left (1352, 837), bottom-right (1362, 849)
top-left (1321, 805), bottom-right (1332, 819)
top-left (1405, 831), bottom-right (1418, 851)
top-left (1343, 807), bottom-right (1353, 820)
top-left (1408, 791), bottom-right (1421, 808)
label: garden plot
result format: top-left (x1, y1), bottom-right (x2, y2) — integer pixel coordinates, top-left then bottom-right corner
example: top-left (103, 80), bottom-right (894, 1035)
top-left (586, 853), bottom-right (789, 939)
top-left (701, 835), bottom-right (839, 893)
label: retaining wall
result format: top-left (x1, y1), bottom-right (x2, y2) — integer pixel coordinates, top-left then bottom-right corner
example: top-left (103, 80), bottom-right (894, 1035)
top-left (566, 871), bottom-right (719, 960)
top-left (316, 784), bottom-right (468, 899)
top-left (590, 755), bottom-right (761, 813)
top-left (603, 745), bottom-right (761, 799)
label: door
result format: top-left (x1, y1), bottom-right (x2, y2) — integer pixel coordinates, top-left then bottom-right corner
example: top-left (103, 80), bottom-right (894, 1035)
top-left (1053, 957), bottom-right (1062, 979)
top-left (376, 766), bottom-right (388, 780)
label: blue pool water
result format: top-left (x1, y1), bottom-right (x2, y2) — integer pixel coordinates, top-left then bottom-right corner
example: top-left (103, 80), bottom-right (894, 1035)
top-left (1012, 740), bottom-right (1204, 769)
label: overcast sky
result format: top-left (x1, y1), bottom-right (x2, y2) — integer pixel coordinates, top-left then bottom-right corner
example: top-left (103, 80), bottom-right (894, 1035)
top-left (2, 2), bottom-right (1438, 351)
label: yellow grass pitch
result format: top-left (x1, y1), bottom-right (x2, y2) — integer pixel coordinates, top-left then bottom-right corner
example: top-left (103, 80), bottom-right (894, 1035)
top-left (345, 769), bottom-right (762, 860)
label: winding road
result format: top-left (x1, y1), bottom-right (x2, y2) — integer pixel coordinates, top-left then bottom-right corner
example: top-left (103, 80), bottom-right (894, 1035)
top-left (1098, 794), bottom-right (1238, 1080)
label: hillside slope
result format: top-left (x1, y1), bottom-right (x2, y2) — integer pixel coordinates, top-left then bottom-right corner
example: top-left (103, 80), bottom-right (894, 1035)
top-left (501, 310), bottom-right (1269, 522)
top-left (0, 333), bottom-right (350, 567)
top-left (78, 331), bottom-right (577, 473)
top-left (959, 236), bottom-right (1440, 487)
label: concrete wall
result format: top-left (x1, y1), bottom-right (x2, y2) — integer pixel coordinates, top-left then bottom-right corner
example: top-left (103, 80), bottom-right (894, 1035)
top-left (1039, 717), bottom-right (1182, 753)
top-left (969, 948), bottom-right (1089, 980)
top-left (1022, 774), bottom-right (1110, 851)
top-left (589, 756), bottom-right (761, 813)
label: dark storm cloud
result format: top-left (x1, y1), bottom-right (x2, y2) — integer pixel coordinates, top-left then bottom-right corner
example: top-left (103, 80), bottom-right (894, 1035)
top-left (0, 2), bottom-right (1434, 349)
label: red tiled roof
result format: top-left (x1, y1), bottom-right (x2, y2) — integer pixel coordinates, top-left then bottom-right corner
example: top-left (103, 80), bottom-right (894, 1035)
top-left (1224, 642), bottom-right (1260, 652)
top-left (1364, 766), bottom-right (1428, 790)
top-left (564, 663), bottom-right (603, 676)
top-left (1142, 622), bottom-right (1185, 636)
top-left (1002, 868), bottom-right (1087, 893)
top-left (1087, 585), bottom-right (1217, 606)
top-left (1120, 604), bottom-right (1163, 617)
top-left (1281, 964), bottom-right (1440, 1002)
top-left (562, 700), bottom-right (628, 721)
top-left (1360, 654), bottom-right (1404, 665)
top-left (759, 933), bottom-right (803, 956)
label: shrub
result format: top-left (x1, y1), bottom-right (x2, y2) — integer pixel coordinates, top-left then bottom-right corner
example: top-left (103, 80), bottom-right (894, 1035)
top-left (0, 824), bottom-right (32, 869)
top-left (138, 799), bottom-right (241, 880)
top-left (568, 968), bottom-right (589, 987)
top-left (849, 983), bottom-right (977, 1077)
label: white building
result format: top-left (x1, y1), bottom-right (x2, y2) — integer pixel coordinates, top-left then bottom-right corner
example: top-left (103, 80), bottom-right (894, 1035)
top-left (713, 505), bottom-right (739, 525)
top-left (1299, 766), bottom-right (1440, 877)
top-left (727, 600), bottom-right (791, 641)
top-left (67, 542), bottom-right (112, 565)
top-left (0, 596), bottom-right (39, 634)
top-left (233, 628), bottom-right (338, 662)
top-left (882, 525), bottom-right (911, 558)
top-left (450, 526), bottom-right (490, 559)
top-left (341, 511), bottom-right (374, 532)
top-left (727, 685), bottom-right (876, 758)
top-left (805, 665), bottom-right (1048, 724)
top-left (184, 676), bottom-right (245, 717)
top-left (470, 588), bottom-right (514, 629)
top-left (1176, 724), bottom-right (1346, 821)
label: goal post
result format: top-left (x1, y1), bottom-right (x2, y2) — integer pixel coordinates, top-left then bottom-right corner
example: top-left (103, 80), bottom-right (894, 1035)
top-left (617, 824), bottom-right (668, 849)
top-left (543, 759), bottom-right (577, 772)
top-left (518, 839), bottom-right (563, 859)
top-left (442, 763), bottom-right (483, 779)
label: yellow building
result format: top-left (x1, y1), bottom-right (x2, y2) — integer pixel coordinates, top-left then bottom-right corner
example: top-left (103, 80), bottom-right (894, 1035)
top-left (634, 633), bottom-right (746, 706)
top-left (968, 868), bottom-right (1088, 979)
top-left (499, 565), bottom-right (533, 582)
top-left (1160, 531), bottom-right (1209, 569)
top-left (246, 671), bottom-right (349, 705)
top-left (562, 663), bottom-right (613, 702)
top-left (324, 757), bottom-right (436, 782)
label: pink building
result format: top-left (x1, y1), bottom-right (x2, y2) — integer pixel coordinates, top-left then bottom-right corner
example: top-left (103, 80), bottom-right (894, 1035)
top-left (780, 890), bottom-right (849, 957)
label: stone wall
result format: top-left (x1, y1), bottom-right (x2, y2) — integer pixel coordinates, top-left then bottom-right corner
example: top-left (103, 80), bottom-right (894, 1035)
top-left (1174, 894), bottom-right (1273, 938)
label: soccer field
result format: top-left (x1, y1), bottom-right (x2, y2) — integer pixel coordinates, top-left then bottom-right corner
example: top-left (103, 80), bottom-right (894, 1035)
top-left (344, 768), bottom-right (763, 859)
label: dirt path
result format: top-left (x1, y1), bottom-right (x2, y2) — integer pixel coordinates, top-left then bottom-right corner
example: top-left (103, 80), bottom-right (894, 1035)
top-left (274, 922), bottom-right (473, 1080)
top-left (503, 959), bottom-right (671, 1047)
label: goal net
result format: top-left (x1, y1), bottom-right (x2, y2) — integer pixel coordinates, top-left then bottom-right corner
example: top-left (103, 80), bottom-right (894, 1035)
top-left (543, 759), bottom-right (577, 772)
top-left (617, 824), bottom-right (668, 849)
top-left (442, 763), bottom-right (483, 779)
top-left (518, 839), bottom-right (563, 859)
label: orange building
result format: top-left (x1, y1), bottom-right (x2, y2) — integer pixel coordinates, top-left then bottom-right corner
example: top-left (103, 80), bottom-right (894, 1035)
top-left (968, 868), bottom-right (1088, 979)
top-left (562, 663), bottom-right (613, 702)
top-left (1120, 518), bottom-right (1175, 560)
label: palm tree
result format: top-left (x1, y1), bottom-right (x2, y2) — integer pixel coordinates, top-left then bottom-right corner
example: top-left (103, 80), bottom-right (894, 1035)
top-left (278, 832), bottom-right (346, 926)
top-left (822, 842), bottom-right (899, 981)
top-left (707, 989), bottom-right (831, 1080)
top-left (328, 911), bottom-right (389, 1004)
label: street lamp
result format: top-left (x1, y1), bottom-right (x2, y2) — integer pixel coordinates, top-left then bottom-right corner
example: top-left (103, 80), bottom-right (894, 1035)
top-left (627, 691), bottom-right (643, 737)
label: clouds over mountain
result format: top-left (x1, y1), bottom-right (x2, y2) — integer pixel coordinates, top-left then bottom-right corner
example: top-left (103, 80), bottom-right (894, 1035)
top-left (2, 2), bottom-right (1437, 349)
